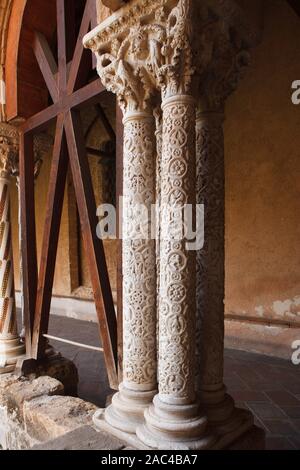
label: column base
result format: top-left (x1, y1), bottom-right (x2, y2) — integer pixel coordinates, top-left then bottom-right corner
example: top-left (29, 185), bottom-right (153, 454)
top-left (200, 388), bottom-right (255, 449)
top-left (93, 408), bottom-right (150, 449)
top-left (0, 337), bottom-right (25, 374)
top-left (104, 382), bottom-right (156, 434)
top-left (136, 395), bottom-right (216, 450)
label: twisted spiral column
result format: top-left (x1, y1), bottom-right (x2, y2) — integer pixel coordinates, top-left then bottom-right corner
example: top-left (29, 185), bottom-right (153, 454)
top-left (137, 95), bottom-right (215, 450)
top-left (0, 174), bottom-right (24, 372)
top-left (104, 110), bottom-right (157, 434)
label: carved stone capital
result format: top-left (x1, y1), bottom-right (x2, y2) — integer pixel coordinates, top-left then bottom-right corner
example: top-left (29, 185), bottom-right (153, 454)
top-left (85, 0), bottom-right (256, 107)
top-left (0, 123), bottom-right (19, 179)
top-left (197, 23), bottom-right (250, 113)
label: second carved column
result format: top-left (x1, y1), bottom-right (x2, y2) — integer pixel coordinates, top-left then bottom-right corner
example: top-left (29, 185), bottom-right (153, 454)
top-left (104, 108), bottom-right (158, 434)
top-left (138, 95), bottom-right (214, 450)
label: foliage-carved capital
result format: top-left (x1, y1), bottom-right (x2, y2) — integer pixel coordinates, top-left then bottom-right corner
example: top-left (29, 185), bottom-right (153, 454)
top-left (85, 0), bottom-right (254, 109)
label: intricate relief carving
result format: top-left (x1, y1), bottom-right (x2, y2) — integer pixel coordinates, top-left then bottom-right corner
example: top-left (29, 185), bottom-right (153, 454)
top-left (86, 0), bottom-right (220, 106)
top-left (154, 106), bottom-right (162, 363)
top-left (198, 24), bottom-right (250, 112)
top-left (122, 115), bottom-right (157, 388)
top-left (95, 21), bottom-right (166, 112)
top-left (158, 97), bottom-right (196, 401)
top-left (87, 0), bottom-right (258, 55)
top-left (195, 112), bottom-right (225, 391)
top-left (195, 34), bottom-right (250, 393)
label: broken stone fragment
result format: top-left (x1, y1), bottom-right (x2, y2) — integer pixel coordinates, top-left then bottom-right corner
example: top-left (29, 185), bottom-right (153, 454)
top-left (24, 395), bottom-right (98, 442)
top-left (3, 376), bottom-right (64, 420)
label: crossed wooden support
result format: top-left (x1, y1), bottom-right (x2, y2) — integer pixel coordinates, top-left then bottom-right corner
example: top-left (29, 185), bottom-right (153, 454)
top-left (19, 0), bottom-right (119, 389)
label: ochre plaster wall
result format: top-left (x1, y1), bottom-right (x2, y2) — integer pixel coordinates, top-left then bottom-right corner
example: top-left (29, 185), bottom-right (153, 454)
top-left (225, 0), bottom-right (300, 326)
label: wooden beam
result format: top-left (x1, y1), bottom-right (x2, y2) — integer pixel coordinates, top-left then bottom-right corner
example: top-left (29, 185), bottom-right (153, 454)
top-left (287, 0), bottom-right (300, 17)
top-left (20, 80), bottom-right (105, 134)
top-left (56, 0), bottom-right (67, 93)
top-left (20, 102), bottom-right (61, 134)
top-left (33, 32), bottom-right (58, 103)
top-left (31, 115), bottom-right (69, 359)
top-left (69, 79), bottom-right (105, 109)
top-left (65, 109), bottom-right (118, 390)
top-left (67, 0), bottom-right (94, 94)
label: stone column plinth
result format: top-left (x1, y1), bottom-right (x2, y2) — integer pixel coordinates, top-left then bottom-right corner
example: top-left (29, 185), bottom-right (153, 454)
top-left (195, 109), bottom-right (253, 445)
top-left (104, 110), bottom-right (157, 434)
top-left (0, 124), bottom-right (25, 373)
top-left (137, 95), bottom-right (214, 450)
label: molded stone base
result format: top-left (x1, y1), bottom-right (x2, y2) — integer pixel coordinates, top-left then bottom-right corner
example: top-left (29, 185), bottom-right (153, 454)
top-left (93, 409), bottom-right (150, 450)
top-left (94, 408), bottom-right (265, 450)
top-left (105, 383), bottom-right (157, 434)
top-left (136, 395), bottom-right (216, 450)
top-left (0, 337), bottom-right (25, 374)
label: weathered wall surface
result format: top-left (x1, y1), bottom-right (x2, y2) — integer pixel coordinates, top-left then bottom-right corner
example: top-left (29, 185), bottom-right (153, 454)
top-left (224, 0), bottom-right (300, 351)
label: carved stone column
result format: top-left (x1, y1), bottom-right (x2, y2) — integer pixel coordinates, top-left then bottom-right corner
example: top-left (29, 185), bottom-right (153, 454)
top-left (0, 123), bottom-right (25, 373)
top-left (154, 106), bottom-right (162, 331)
top-left (136, 1), bottom-right (217, 450)
top-left (195, 33), bottom-right (254, 445)
top-left (91, 34), bottom-right (158, 433)
top-left (138, 93), bottom-right (215, 450)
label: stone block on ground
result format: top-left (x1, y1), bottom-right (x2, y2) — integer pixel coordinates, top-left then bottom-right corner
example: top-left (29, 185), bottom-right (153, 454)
top-left (23, 353), bottom-right (79, 396)
top-left (24, 395), bottom-right (97, 442)
top-left (1, 375), bottom-right (64, 420)
top-left (0, 374), bottom-right (20, 407)
top-left (31, 425), bottom-right (126, 450)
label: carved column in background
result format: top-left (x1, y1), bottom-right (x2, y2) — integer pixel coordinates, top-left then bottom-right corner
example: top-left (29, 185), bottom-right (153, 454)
top-left (196, 36), bottom-right (254, 444)
top-left (139, 93), bottom-right (213, 449)
top-left (0, 123), bottom-right (25, 373)
top-left (94, 40), bottom-right (158, 434)
top-left (196, 109), bottom-right (228, 409)
top-left (154, 106), bottom-right (162, 341)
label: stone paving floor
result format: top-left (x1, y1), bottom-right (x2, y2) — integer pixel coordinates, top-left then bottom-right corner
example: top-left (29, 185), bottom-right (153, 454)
top-left (46, 314), bottom-right (300, 450)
